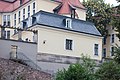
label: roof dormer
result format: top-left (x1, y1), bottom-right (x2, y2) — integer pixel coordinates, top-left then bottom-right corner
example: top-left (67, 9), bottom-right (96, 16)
top-left (65, 18), bottom-right (72, 29)
top-left (53, 0), bottom-right (78, 18)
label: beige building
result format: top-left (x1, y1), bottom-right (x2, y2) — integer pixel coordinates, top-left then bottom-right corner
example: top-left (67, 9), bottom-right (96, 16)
top-left (103, 25), bottom-right (120, 58)
top-left (0, 0), bottom-right (103, 74)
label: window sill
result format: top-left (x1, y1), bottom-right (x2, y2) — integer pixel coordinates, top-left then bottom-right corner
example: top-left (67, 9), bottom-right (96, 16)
top-left (94, 54), bottom-right (99, 56)
top-left (65, 49), bottom-right (73, 51)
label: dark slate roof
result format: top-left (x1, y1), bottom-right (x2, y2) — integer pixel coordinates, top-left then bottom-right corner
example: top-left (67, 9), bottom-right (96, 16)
top-left (31, 11), bottom-right (101, 36)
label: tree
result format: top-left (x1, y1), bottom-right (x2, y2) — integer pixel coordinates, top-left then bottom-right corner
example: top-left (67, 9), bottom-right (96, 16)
top-left (82, 0), bottom-right (113, 36)
top-left (56, 64), bottom-right (87, 80)
top-left (113, 45), bottom-right (120, 64)
top-left (111, 1), bottom-right (120, 40)
top-left (55, 56), bottom-right (97, 80)
top-left (96, 61), bottom-right (120, 80)
top-left (116, 0), bottom-right (120, 2)
top-left (55, 55), bottom-right (120, 80)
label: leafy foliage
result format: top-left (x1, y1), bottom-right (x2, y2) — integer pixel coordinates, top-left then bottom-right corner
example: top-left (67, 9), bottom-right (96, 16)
top-left (117, 0), bottom-right (120, 2)
top-left (111, 5), bottom-right (120, 40)
top-left (96, 61), bottom-right (120, 80)
top-left (56, 64), bottom-right (87, 80)
top-left (82, 0), bottom-right (113, 36)
top-left (113, 45), bottom-right (120, 64)
top-left (56, 55), bottom-right (120, 80)
top-left (55, 56), bottom-right (97, 80)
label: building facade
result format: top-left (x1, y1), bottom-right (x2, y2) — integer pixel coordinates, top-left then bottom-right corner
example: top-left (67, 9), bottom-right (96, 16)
top-left (103, 25), bottom-right (120, 58)
top-left (0, 0), bottom-right (103, 74)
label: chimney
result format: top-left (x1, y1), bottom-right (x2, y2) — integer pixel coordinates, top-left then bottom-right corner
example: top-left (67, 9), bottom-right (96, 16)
top-left (20, 0), bottom-right (23, 5)
top-left (33, 31), bottom-right (38, 43)
top-left (18, 29), bottom-right (22, 41)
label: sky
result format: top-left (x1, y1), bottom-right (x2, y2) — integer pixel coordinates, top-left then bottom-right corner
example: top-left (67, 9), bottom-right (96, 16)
top-left (105, 0), bottom-right (119, 6)
top-left (80, 0), bottom-right (119, 6)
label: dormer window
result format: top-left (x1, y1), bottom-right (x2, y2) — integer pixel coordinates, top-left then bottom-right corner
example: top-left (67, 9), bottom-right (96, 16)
top-left (32, 17), bottom-right (36, 24)
top-left (65, 19), bottom-right (72, 29)
top-left (20, 0), bottom-right (23, 5)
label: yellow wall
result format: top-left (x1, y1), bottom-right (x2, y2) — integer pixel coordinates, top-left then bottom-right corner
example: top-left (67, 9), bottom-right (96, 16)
top-left (0, 13), bottom-right (2, 24)
top-left (76, 8), bottom-right (86, 20)
top-left (104, 25), bottom-right (120, 58)
top-left (36, 0), bottom-right (60, 13)
top-left (37, 25), bottom-right (102, 60)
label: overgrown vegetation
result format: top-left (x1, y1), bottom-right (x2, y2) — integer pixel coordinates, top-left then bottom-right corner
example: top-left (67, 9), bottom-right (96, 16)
top-left (82, 0), bottom-right (120, 40)
top-left (55, 52), bottom-right (120, 80)
top-left (82, 0), bottom-right (113, 36)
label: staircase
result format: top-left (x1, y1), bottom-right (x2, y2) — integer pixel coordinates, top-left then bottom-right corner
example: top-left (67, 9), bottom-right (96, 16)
top-left (10, 52), bottom-right (41, 71)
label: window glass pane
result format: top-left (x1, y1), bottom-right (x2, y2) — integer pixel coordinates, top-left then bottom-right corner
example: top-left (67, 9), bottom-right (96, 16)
top-left (18, 11), bottom-right (21, 23)
top-left (3, 15), bottom-right (6, 21)
top-left (33, 10), bottom-right (35, 14)
top-left (14, 14), bottom-right (16, 19)
top-left (94, 44), bottom-right (98, 55)
top-left (7, 31), bottom-right (10, 39)
top-left (19, 11), bottom-right (21, 17)
top-left (28, 6), bottom-right (30, 12)
top-left (103, 48), bottom-right (106, 57)
top-left (33, 2), bottom-right (35, 14)
top-left (14, 14), bottom-right (16, 26)
top-left (33, 2), bottom-right (35, 9)
top-left (23, 9), bottom-right (25, 20)
top-left (111, 47), bottom-right (114, 56)
top-left (66, 39), bottom-right (72, 50)
top-left (23, 9), bottom-right (25, 14)
top-left (112, 34), bottom-right (114, 43)
top-left (103, 36), bottom-right (106, 45)
top-left (7, 15), bottom-right (10, 21)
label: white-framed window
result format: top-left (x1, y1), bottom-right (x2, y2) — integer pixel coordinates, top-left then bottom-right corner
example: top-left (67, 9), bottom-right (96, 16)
top-left (18, 11), bottom-right (21, 23)
top-left (111, 47), bottom-right (114, 56)
top-left (65, 18), bottom-right (72, 29)
top-left (65, 39), bottom-right (73, 50)
top-left (94, 44), bottom-right (99, 56)
top-left (103, 48), bottom-right (106, 58)
top-left (3, 15), bottom-right (11, 26)
top-left (7, 30), bottom-right (10, 39)
top-left (14, 14), bottom-right (16, 26)
top-left (3, 15), bottom-right (7, 26)
top-left (3, 30), bottom-right (10, 39)
top-left (28, 5), bottom-right (30, 17)
top-left (111, 34), bottom-right (114, 43)
top-left (103, 36), bottom-right (106, 45)
top-left (7, 15), bottom-right (10, 26)
top-left (33, 2), bottom-right (35, 14)
top-left (23, 8), bottom-right (25, 20)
